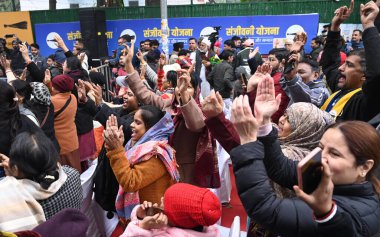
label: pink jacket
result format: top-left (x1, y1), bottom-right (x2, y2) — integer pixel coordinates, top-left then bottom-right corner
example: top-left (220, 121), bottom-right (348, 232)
top-left (120, 206), bottom-right (220, 237)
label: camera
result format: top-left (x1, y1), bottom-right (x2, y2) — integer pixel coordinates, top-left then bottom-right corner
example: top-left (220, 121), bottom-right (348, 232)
top-left (208, 26), bottom-right (221, 44)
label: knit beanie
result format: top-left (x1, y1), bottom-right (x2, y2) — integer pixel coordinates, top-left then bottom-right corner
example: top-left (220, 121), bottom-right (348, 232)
top-left (51, 74), bottom-right (74, 93)
top-left (164, 183), bottom-right (221, 229)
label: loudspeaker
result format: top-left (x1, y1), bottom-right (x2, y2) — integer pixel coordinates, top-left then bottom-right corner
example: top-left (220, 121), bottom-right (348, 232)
top-left (79, 9), bottom-right (108, 67)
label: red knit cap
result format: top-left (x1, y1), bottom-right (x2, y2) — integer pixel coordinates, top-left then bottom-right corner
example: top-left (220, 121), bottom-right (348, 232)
top-left (164, 183), bottom-right (221, 229)
top-left (52, 74), bottom-right (74, 93)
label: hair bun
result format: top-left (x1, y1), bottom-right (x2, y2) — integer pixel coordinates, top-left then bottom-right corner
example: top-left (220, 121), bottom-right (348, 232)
top-left (37, 170), bottom-right (59, 189)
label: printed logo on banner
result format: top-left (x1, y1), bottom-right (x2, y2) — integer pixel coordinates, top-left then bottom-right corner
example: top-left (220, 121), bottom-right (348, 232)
top-left (120, 29), bottom-right (136, 40)
top-left (46, 32), bottom-right (60, 49)
top-left (34, 14), bottom-right (319, 57)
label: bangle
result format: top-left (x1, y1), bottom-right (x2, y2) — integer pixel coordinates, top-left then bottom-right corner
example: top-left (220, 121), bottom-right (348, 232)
top-left (314, 201), bottom-right (337, 223)
top-left (5, 69), bottom-right (12, 73)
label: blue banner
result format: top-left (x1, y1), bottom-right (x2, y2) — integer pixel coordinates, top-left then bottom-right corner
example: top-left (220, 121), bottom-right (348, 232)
top-left (34, 14), bottom-right (319, 57)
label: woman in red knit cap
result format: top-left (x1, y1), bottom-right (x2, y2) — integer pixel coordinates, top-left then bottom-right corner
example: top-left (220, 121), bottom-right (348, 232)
top-left (51, 74), bottom-right (81, 172)
top-left (119, 183), bottom-right (222, 237)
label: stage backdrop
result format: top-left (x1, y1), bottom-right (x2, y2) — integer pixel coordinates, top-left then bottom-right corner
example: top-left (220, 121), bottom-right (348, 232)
top-left (34, 14), bottom-right (319, 57)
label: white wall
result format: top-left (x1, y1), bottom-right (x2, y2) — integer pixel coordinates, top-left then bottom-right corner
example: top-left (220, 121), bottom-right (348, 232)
top-left (20, 0), bottom-right (96, 11)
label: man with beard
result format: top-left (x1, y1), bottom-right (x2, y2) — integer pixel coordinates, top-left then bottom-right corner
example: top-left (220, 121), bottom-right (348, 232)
top-left (197, 38), bottom-right (215, 99)
top-left (320, 0), bottom-right (380, 123)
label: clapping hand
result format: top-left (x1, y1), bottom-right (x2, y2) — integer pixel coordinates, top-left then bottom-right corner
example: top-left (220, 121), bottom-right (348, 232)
top-left (247, 63), bottom-right (272, 92)
top-left (0, 56), bottom-right (11, 71)
top-left (254, 75), bottom-right (282, 126)
top-left (44, 69), bottom-right (51, 85)
top-left (201, 90), bottom-right (224, 119)
top-left (104, 114), bottom-right (124, 150)
top-left (231, 95), bottom-right (258, 145)
top-left (76, 79), bottom-right (87, 103)
top-left (294, 160), bottom-right (334, 217)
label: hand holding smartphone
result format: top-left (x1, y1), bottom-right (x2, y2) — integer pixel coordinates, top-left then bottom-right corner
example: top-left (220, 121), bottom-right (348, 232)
top-left (297, 147), bottom-right (323, 194)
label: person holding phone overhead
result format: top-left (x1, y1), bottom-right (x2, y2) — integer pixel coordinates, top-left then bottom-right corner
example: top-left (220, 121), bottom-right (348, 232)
top-left (229, 71), bottom-right (380, 236)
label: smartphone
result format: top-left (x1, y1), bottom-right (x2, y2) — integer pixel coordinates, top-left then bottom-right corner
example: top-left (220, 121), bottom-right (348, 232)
top-left (145, 207), bottom-right (163, 216)
top-left (297, 147), bottom-right (323, 194)
top-left (283, 52), bottom-right (296, 74)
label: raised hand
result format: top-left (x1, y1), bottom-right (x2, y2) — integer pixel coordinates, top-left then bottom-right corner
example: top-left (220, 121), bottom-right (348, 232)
top-left (159, 54), bottom-right (166, 69)
top-left (247, 64), bottom-right (270, 92)
top-left (19, 68), bottom-right (27, 81)
top-left (76, 79), bottom-right (87, 103)
top-left (44, 69), bottom-right (51, 85)
top-left (0, 56), bottom-right (11, 71)
top-left (177, 69), bottom-right (191, 104)
top-left (294, 160), bottom-right (334, 217)
top-left (254, 75), bottom-right (281, 126)
top-left (231, 95), bottom-right (258, 145)
top-left (124, 42), bottom-right (135, 74)
top-left (19, 43), bottom-right (30, 61)
top-left (92, 83), bottom-right (103, 106)
top-left (331, 0), bottom-right (354, 30)
top-left (249, 47), bottom-right (259, 59)
top-left (201, 90), bottom-right (224, 119)
top-left (360, 1), bottom-right (379, 29)
top-left (104, 114), bottom-right (124, 150)
top-left (54, 35), bottom-right (69, 52)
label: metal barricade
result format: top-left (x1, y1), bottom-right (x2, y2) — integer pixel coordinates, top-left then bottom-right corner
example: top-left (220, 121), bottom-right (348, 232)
top-left (91, 59), bottom-right (113, 102)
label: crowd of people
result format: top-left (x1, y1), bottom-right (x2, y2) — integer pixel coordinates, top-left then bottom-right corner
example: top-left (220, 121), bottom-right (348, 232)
top-left (0, 0), bottom-right (379, 236)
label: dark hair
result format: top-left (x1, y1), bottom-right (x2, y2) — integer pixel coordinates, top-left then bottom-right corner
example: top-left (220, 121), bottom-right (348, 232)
top-left (189, 73), bottom-right (198, 95)
top-left (151, 39), bottom-right (159, 47)
top-left (121, 34), bottom-right (132, 42)
top-left (144, 39), bottom-right (153, 47)
top-left (353, 29), bottom-right (363, 36)
top-left (10, 80), bottom-right (33, 107)
top-left (76, 38), bottom-right (84, 45)
top-left (146, 50), bottom-right (160, 63)
top-left (166, 71), bottom-right (178, 88)
top-left (0, 81), bottom-right (21, 152)
top-left (231, 36), bottom-right (241, 41)
top-left (65, 56), bottom-right (81, 71)
top-left (9, 131), bottom-right (59, 189)
top-left (173, 42), bottom-right (184, 52)
top-left (224, 39), bottom-right (233, 47)
top-left (311, 37), bottom-right (322, 46)
top-left (348, 49), bottom-right (366, 73)
top-left (268, 48), bottom-right (290, 62)
top-left (328, 121), bottom-right (380, 196)
top-left (189, 37), bottom-right (197, 43)
top-left (30, 43), bottom-right (40, 50)
top-left (178, 49), bottom-right (190, 57)
top-left (138, 105), bottom-right (165, 130)
top-left (48, 54), bottom-right (55, 61)
top-left (219, 50), bottom-right (234, 60)
top-left (299, 58), bottom-right (319, 72)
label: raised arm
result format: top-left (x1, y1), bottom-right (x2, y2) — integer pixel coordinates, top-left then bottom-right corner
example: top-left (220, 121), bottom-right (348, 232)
top-left (122, 42), bottom-right (171, 111)
top-left (202, 91), bottom-right (240, 153)
top-left (320, 2), bottom-right (354, 92)
top-left (358, 2), bottom-right (380, 121)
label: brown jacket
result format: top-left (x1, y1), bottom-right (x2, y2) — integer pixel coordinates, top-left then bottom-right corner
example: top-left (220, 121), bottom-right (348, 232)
top-left (52, 93), bottom-right (78, 154)
top-left (107, 147), bottom-right (173, 205)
